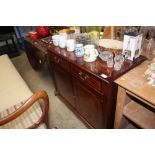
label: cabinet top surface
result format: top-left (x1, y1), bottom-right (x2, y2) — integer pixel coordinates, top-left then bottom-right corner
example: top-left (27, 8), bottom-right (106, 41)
top-left (25, 36), bottom-right (146, 83)
top-left (115, 60), bottom-right (155, 106)
top-left (25, 37), bottom-right (48, 54)
top-left (47, 49), bottom-right (145, 84)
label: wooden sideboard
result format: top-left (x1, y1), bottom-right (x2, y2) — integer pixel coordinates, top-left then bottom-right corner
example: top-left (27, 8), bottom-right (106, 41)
top-left (24, 37), bottom-right (146, 128)
top-left (46, 44), bottom-right (145, 128)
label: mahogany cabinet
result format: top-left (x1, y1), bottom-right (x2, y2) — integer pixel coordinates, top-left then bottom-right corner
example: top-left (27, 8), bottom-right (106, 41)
top-left (24, 37), bottom-right (146, 128)
top-left (47, 44), bottom-right (146, 128)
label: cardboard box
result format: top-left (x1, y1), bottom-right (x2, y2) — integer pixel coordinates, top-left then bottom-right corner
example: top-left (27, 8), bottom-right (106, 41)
top-left (123, 32), bottom-right (143, 61)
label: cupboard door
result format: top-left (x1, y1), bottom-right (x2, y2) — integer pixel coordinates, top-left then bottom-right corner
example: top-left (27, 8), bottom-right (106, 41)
top-left (73, 77), bottom-right (106, 128)
top-left (25, 41), bottom-right (44, 70)
top-left (54, 66), bottom-right (76, 108)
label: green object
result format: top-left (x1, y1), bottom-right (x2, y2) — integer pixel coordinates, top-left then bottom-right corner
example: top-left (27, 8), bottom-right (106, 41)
top-left (85, 26), bottom-right (102, 33)
top-left (85, 26), bottom-right (103, 45)
top-left (88, 31), bottom-right (99, 44)
top-left (88, 31), bottom-right (99, 38)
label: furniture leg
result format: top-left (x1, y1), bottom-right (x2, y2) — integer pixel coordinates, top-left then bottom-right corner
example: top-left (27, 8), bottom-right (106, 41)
top-left (114, 86), bottom-right (130, 128)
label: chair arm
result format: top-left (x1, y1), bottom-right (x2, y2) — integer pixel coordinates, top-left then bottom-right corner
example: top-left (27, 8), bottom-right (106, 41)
top-left (0, 90), bottom-right (49, 128)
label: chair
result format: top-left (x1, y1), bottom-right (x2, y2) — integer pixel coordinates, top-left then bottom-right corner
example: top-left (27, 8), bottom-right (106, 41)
top-left (0, 54), bottom-right (50, 129)
top-left (0, 91), bottom-right (49, 129)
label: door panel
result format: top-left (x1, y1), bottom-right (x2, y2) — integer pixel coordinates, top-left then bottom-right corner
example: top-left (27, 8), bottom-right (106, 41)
top-left (73, 77), bottom-right (106, 128)
top-left (54, 66), bottom-right (76, 108)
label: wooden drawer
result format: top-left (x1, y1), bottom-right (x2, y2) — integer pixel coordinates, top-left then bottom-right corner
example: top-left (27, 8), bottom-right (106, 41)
top-left (71, 65), bottom-right (102, 93)
top-left (48, 53), bottom-right (69, 71)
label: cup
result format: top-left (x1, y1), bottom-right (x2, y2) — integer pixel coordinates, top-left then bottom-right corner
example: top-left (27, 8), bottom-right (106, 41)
top-left (75, 44), bottom-right (84, 57)
top-left (66, 39), bottom-right (75, 52)
top-left (52, 35), bottom-right (60, 46)
top-left (114, 62), bottom-right (122, 70)
top-left (59, 35), bottom-right (67, 48)
top-left (99, 51), bottom-right (112, 62)
top-left (114, 54), bottom-right (124, 64)
top-left (114, 54), bottom-right (124, 70)
top-left (106, 52), bottom-right (114, 68)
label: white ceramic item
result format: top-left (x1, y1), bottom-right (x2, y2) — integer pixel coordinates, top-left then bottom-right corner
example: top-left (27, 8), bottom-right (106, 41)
top-left (58, 35), bottom-right (67, 48)
top-left (66, 39), bottom-right (75, 52)
top-left (83, 45), bottom-right (98, 62)
top-left (52, 35), bottom-right (60, 46)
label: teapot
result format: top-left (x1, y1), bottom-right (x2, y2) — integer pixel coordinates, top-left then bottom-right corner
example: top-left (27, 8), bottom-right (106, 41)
top-left (83, 45), bottom-right (98, 62)
top-left (36, 26), bottom-right (49, 37)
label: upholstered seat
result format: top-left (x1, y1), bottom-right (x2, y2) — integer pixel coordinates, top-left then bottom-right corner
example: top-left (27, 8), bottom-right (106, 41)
top-left (0, 100), bottom-right (46, 129)
top-left (0, 54), bottom-right (33, 112)
top-left (0, 54), bottom-right (49, 129)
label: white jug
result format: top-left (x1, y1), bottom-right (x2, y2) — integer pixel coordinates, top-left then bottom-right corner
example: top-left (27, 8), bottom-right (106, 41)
top-left (83, 45), bottom-right (98, 62)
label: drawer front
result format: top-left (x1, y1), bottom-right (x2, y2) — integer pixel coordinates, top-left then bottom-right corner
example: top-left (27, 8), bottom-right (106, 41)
top-left (49, 53), bottom-right (69, 71)
top-left (71, 65), bottom-right (102, 93)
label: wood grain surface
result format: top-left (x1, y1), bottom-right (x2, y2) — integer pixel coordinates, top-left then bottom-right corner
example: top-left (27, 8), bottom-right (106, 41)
top-left (115, 60), bottom-right (155, 107)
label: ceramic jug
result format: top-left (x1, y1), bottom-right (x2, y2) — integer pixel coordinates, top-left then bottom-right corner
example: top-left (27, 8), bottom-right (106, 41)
top-left (83, 45), bottom-right (98, 62)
